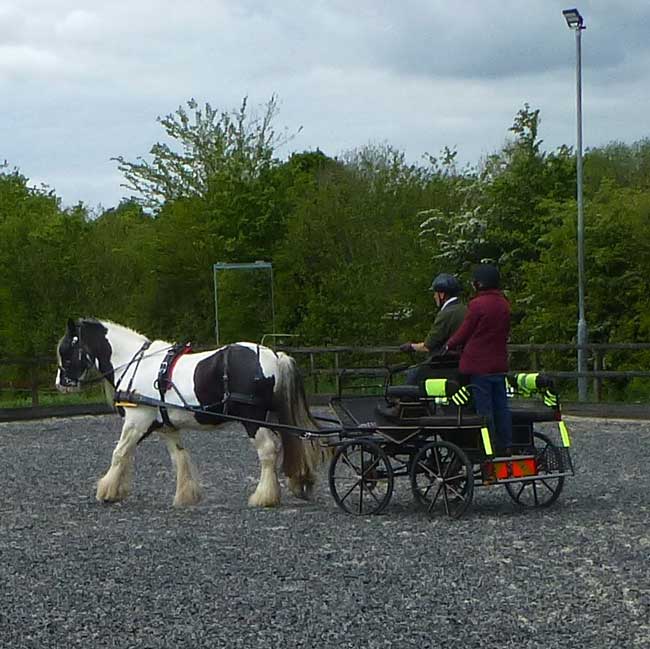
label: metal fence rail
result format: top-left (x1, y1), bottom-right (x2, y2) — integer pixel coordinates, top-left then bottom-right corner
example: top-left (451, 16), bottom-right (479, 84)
top-left (1, 342), bottom-right (649, 417)
top-left (278, 343), bottom-right (650, 401)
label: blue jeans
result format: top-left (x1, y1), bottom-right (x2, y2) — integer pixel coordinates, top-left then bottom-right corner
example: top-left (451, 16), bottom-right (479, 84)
top-left (470, 374), bottom-right (512, 450)
top-left (405, 366), bottom-right (420, 385)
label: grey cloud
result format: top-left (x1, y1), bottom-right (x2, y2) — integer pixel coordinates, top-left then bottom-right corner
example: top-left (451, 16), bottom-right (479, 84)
top-left (2, 0), bottom-right (650, 208)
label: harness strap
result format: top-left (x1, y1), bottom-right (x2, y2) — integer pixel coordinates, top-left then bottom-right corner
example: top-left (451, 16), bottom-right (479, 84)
top-left (221, 345), bottom-right (231, 415)
top-left (114, 340), bottom-right (152, 393)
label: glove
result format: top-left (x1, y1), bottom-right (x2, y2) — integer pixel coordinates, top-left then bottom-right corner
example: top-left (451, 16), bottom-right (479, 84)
top-left (399, 342), bottom-right (414, 353)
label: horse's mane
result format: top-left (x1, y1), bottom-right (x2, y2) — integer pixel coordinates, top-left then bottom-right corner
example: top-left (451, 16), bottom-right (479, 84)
top-left (81, 317), bottom-right (150, 342)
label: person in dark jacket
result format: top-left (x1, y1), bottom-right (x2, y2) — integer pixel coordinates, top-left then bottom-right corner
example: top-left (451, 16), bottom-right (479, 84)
top-left (445, 264), bottom-right (512, 453)
top-left (400, 273), bottom-right (466, 384)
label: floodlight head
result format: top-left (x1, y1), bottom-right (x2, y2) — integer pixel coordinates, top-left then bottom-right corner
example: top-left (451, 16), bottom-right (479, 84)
top-left (563, 8), bottom-right (584, 30)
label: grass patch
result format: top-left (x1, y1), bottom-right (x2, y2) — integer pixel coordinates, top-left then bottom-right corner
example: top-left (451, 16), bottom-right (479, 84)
top-left (0, 387), bottom-right (107, 409)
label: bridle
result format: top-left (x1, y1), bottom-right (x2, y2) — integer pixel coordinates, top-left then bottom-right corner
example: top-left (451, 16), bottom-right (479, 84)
top-left (58, 324), bottom-right (170, 389)
top-left (58, 332), bottom-right (97, 388)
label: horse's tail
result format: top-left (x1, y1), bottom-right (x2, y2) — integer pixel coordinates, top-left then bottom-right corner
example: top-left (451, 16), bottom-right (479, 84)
top-left (273, 352), bottom-right (328, 495)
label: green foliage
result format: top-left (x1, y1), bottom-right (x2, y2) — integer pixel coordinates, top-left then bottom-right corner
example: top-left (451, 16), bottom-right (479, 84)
top-left (417, 102), bottom-right (583, 347)
top-left (275, 143), bottom-right (436, 345)
top-left (2, 99), bottom-right (650, 405)
top-left (0, 171), bottom-right (89, 356)
top-left (517, 184), bottom-right (650, 347)
top-left (108, 97), bottom-right (305, 340)
top-left (584, 139), bottom-right (650, 193)
top-left (112, 96), bottom-right (295, 211)
top-left (82, 200), bottom-right (157, 328)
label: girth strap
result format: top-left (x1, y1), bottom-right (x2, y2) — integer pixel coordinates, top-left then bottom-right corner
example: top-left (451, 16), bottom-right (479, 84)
top-left (221, 344), bottom-right (231, 415)
top-left (220, 344), bottom-right (274, 413)
top-left (155, 342), bottom-right (192, 427)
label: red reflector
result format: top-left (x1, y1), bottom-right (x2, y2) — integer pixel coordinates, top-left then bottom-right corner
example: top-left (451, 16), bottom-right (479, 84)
top-left (492, 458), bottom-right (537, 479)
top-left (554, 411), bottom-right (562, 421)
top-left (514, 458), bottom-right (537, 477)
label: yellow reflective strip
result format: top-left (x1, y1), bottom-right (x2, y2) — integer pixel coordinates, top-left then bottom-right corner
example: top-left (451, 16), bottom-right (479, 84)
top-left (517, 373), bottom-right (539, 396)
top-left (543, 391), bottom-right (558, 407)
top-left (114, 402), bottom-right (138, 408)
top-left (425, 378), bottom-right (447, 397)
top-left (559, 421), bottom-right (571, 448)
top-left (526, 373), bottom-right (539, 390)
top-left (481, 427), bottom-right (493, 456)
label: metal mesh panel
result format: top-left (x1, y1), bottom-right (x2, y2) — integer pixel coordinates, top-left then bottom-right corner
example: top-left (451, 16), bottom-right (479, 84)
top-left (539, 446), bottom-right (574, 475)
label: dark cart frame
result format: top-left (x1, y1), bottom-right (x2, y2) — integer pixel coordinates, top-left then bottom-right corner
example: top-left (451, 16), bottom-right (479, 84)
top-left (324, 361), bottom-right (575, 519)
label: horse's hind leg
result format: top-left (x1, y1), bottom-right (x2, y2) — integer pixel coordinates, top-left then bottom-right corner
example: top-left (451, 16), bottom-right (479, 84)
top-left (160, 430), bottom-right (202, 507)
top-left (248, 426), bottom-right (282, 507)
top-left (96, 414), bottom-right (152, 502)
top-left (281, 432), bottom-right (321, 501)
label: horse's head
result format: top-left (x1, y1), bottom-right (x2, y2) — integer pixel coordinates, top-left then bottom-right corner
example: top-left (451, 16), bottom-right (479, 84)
top-left (56, 318), bottom-right (111, 392)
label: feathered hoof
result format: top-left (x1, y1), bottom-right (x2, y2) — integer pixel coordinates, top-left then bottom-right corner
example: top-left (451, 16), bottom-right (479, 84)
top-left (95, 477), bottom-right (129, 503)
top-left (173, 482), bottom-right (203, 507)
top-left (288, 477), bottom-right (315, 501)
top-left (248, 489), bottom-right (281, 508)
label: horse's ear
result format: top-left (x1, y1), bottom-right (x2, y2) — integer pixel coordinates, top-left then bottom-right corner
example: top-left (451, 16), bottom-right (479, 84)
top-left (67, 318), bottom-right (77, 335)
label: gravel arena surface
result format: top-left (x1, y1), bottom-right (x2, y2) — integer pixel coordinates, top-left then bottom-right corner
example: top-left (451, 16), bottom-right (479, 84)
top-left (1, 412), bottom-right (649, 648)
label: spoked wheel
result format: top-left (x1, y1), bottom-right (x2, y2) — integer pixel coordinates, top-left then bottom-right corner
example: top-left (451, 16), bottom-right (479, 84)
top-left (329, 439), bottom-right (394, 515)
top-left (410, 440), bottom-right (474, 519)
top-left (505, 431), bottom-right (565, 508)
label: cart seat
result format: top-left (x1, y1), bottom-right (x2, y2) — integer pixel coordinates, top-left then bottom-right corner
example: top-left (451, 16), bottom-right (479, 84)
top-left (385, 385), bottom-right (421, 401)
top-left (373, 404), bottom-right (486, 429)
top-left (386, 378), bottom-right (469, 403)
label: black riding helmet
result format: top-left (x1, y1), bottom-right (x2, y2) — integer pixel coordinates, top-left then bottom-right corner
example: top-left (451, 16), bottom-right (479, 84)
top-left (472, 264), bottom-right (500, 290)
top-left (429, 273), bottom-right (461, 296)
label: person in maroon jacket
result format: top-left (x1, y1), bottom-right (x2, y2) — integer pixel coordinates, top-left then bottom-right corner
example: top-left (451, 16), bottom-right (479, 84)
top-left (445, 264), bottom-right (512, 453)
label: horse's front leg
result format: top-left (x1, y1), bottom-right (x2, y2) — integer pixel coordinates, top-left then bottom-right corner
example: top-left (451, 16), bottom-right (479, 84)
top-left (96, 412), bottom-right (154, 503)
top-left (248, 426), bottom-right (282, 507)
top-left (160, 430), bottom-right (202, 507)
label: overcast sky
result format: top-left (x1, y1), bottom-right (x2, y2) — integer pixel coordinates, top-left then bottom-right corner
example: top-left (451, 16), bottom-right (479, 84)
top-left (2, 1), bottom-right (649, 209)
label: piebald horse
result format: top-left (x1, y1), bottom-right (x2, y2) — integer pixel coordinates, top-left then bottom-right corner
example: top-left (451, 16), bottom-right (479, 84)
top-left (55, 318), bottom-right (323, 507)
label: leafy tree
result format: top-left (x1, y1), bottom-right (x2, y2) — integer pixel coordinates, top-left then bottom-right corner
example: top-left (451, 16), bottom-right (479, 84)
top-left (275, 144), bottom-right (438, 345)
top-left (418, 104), bottom-right (575, 294)
top-left (83, 201), bottom-right (158, 330)
top-left (113, 96), bottom-right (296, 212)
top-left (584, 139), bottom-right (650, 193)
top-left (110, 96), bottom-right (306, 342)
top-left (142, 196), bottom-right (225, 341)
top-left (0, 170), bottom-right (89, 357)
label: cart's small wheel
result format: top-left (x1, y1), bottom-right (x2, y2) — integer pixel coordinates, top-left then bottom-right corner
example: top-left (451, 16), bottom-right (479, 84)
top-left (410, 440), bottom-right (474, 519)
top-left (328, 439), bottom-right (394, 516)
top-left (505, 431), bottom-right (565, 508)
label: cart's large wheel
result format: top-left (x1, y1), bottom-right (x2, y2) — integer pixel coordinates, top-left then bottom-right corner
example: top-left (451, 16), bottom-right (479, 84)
top-left (329, 439), bottom-right (394, 515)
top-left (410, 440), bottom-right (474, 519)
top-left (505, 431), bottom-right (565, 508)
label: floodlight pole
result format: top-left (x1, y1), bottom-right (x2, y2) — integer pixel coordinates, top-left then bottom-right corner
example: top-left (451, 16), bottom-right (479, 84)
top-left (564, 8), bottom-right (588, 401)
